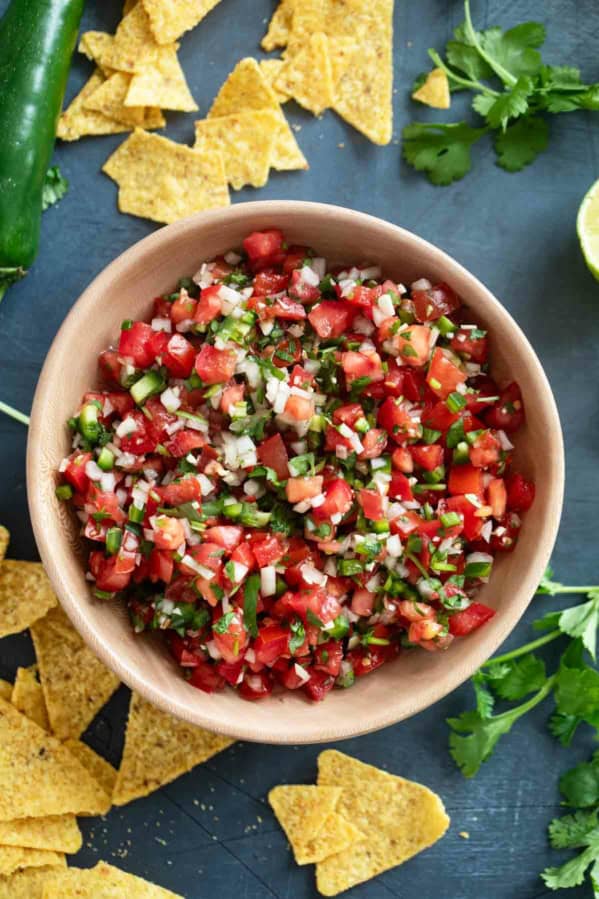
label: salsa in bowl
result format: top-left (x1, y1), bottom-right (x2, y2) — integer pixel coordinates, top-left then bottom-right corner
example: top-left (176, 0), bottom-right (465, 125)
top-left (56, 226), bottom-right (535, 704)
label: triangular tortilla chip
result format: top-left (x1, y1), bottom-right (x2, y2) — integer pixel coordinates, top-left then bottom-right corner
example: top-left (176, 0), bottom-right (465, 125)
top-left (63, 740), bottom-right (118, 798)
top-left (0, 698), bottom-right (111, 820)
top-left (83, 71), bottom-right (146, 126)
top-left (208, 58), bottom-right (307, 171)
top-left (101, 4), bottom-right (162, 73)
top-left (194, 110), bottom-right (279, 189)
top-left (103, 129), bottom-right (230, 224)
top-left (286, 0), bottom-right (326, 55)
top-left (316, 750), bottom-right (450, 895)
top-left (142, 0), bottom-right (222, 45)
top-left (0, 864), bottom-right (66, 899)
top-left (259, 59), bottom-right (289, 104)
top-left (126, 46), bottom-right (198, 112)
top-left (0, 681), bottom-right (12, 702)
top-left (78, 31), bottom-right (117, 77)
top-left (113, 692), bottom-right (234, 805)
top-left (261, 0), bottom-right (294, 51)
top-left (0, 561), bottom-right (57, 638)
top-left (0, 846), bottom-right (64, 877)
top-left (412, 67), bottom-right (450, 109)
top-left (42, 861), bottom-right (182, 898)
top-left (0, 526), bottom-right (9, 562)
top-left (296, 812), bottom-right (363, 865)
top-left (268, 785), bottom-right (342, 863)
top-left (329, 37), bottom-right (358, 93)
top-left (30, 606), bottom-right (120, 741)
top-left (0, 815), bottom-right (81, 854)
top-left (11, 666), bottom-right (49, 731)
top-left (57, 71), bottom-right (132, 141)
top-left (275, 32), bottom-right (334, 115)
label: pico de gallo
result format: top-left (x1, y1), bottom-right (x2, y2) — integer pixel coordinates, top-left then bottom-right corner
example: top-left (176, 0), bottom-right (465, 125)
top-left (56, 229), bottom-right (535, 702)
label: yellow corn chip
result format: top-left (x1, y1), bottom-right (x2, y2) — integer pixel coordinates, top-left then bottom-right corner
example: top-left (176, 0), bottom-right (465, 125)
top-left (103, 129), bottom-right (230, 224)
top-left (329, 37), bottom-right (357, 92)
top-left (113, 692), bottom-right (234, 805)
top-left (31, 606), bottom-right (120, 741)
top-left (0, 846), bottom-right (64, 877)
top-left (0, 815), bottom-right (81, 854)
top-left (261, 0), bottom-right (294, 51)
top-left (259, 59), bottom-right (289, 103)
top-left (11, 666), bottom-right (49, 731)
top-left (194, 110), bottom-right (279, 189)
top-left (0, 526), bottom-right (9, 562)
top-left (0, 864), bottom-right (66, 899)
top-left (63, 740), bottom-right (118, 798)
top-left (275, 32), bottom-right (334, 115)
top-left (412, 67), bottom-right (451, 109)
top-left (100, 4), bottom-right (161, 74)
top-left (123, 0), bottom-right (138, 14)
top-left (78, 31), bottom-right (116, 76)
top-left (143, 107), bottom-right (167, 128)
top-left (297, 812), bottom-right (363, 865)
top-left (125, 46), bottom-right (198, 112)
top-left (316, 750), bottom-right (450, 895)
top-left (286, 0), bottom-right (326, 55)
top-left (57, 71), bottom-right (132, 141)
top-left (209, 58), bottom-right (307, 171)
top-left (0, 698), bottom-right (111, 820)
top-left (42, 861), bottom-right (182, 898)
top-left (83, 72), bottom-right (146, 126)
top-left (0, 681), bottom-right (12, 703)
top-left (0, 561), bottom-right (57, 638)
top-left (268, 785), bottom-right (343, 864)
top-left (142, 0), bottom-right (222, 45)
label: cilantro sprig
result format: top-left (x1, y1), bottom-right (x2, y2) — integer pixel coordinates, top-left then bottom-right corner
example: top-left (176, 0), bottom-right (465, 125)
top-left (403, 0), bottom-right (599, 184)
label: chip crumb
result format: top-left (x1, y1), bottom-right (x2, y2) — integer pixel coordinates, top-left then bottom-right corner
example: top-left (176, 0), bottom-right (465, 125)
top-left (459, 830), bottom-right (470, 839)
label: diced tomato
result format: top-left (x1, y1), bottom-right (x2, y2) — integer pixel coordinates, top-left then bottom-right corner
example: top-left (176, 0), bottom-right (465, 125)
top-left (313, 640), bottom-right (343, 676)
top-left (220, 382), bottom-right (245, 414)
top-left (213, 608), bottom-right (249, 663)
top-left (444, 495), bottom-right (483, 541)
top-left (358, 429), bottom-right (388, 459)
top-left (450, 327), bottom-right (488, 363)
top-left (272, 338), bottom-right (302, 368)
top-left (448, 464), bottom-right (483, 496)
top-left (505, 473), bottom-right (535, 511)
top-left (346, 285), bottom-right (375, 310)
top-left (351, 587), bottom-right (375, 617)
top-left (278, 662), bottom-right (308, 690)
top-left (162, 334), bottom-right (195, 378)
top-left (484, 382), bottom-right (525, 432)
top-left (469, 430), bottom-right (501, 468)
top-left (216, 658), bottom-right (245, 686)
top-left (118, 321), bottom-right (156, 368)
top-left (427, 348), bottom-right (466, 399)
top-left (194, 285), bottom-right (222, 324)
top-left (169, 633), bottom-right (203, 668)
top-left (289, 365), bottom-right (315, 389)
top-left (261, 296), bottom-right (306, 321)
top-left (347, 641), bottom-right (399, 677)
top-left (389, 471), bottom-right (414, 502)
top-left (488, 478), bottom-right (507, 519)
top-left (423, 401), bottom-right (459, 432)
top-left (250, 533), bottom-right (287, 567)
top-left (148, 549), bottom-right (174, 584)
top-left (63, 452), bottom-right (92, 493)
top-left (312, 478), bottom-right (353, 522)
top-left (286, 476), bottom-right (323, 503)
top-left (194, 345), bottom-right (237, 384)
top-left (449, 602), bottom-right (495, 636)
top-left (252, 268), bottom-right (289, 296)
top-left (288, 268), bottom-right (321, 303)
top-left (253, 624), bottom-right (290, 667)
top-left (204, 526), bottom-right (244, 552)
top-left (379, 321), bottom-right (431, 367)
top-left (284, 394), bottom-right (315, 421)
top-left (189, 661), bottom-right (226, 693)
top-left (408, 619), bottom-right (445, 643)
top-left (164, 430), bottom-right (205, 458)
top-left (158, 477), bottom-right (202, 506)
top-left (303, 669), bottom-right (335, 702)
top-left (358, 488), bottom-right (384, 521)
top-left (332, 404), bottom-right (362, 427)
top-left (341, 350), bottom-right (384, 385)
top-left (152, 515), bottom-right (185, 551)
top-left (412, 282), bottom-right (461, 322)
top-left (239, 671), bottom-right (274, 700)
top-left (230, 541), bottom-right (255, 571)
top-left (99, 350), bottom-right (122, 384)
top-left (243, 229), bottom-right (285, 269)
top-left (391, 447), bottom-right (413, 473)
top-left (377, 397), bottom-right (422, 444)
top-left (308, 300), bottom-right (354, 339)
top-left (170, 292), bottom-right (197, 324)
top-left (92, 552), bottom-right (135, 593)
top-left (257, 433), bottom-right (289, 480)
top-left (410, 444), bottom-right (443, 471)
top-left (282, 246), bottom-right (309, 273)
top-left (274, 587), bottom-right (342, 626)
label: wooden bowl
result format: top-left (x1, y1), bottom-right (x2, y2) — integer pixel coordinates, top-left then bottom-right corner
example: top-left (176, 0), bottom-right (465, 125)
top-left (27, 201), bottom-right (564, 744)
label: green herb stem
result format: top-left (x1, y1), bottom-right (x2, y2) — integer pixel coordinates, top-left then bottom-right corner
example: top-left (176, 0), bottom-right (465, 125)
top-left (482, 629), bottom-right (562, 666)
top-left (428, 48), bottom-right (498, 96)
top-left (463, 0), bottom-right (517, 87)
top-left (0, 400), bottom-right (30, 426)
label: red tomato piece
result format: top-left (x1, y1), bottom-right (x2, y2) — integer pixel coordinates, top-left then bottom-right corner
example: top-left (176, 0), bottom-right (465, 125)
top-left (148, 549), bottom-right (174, 584)
top-left (170, 292), bottom-right (197, 325)
top-left (193, 285), bottom-right (222, 324)
top-left (505, 473), bottom-right (535, 511)
top-left (288, 268), bottom-right (321, 303)
top-left (450, 327), bottom-right (488, 363)
top-left (427, 348), bottom-right (467, 399)
top-left (484, 382), bottom-right (525, 432)
top-left (412, 282), bottom-right (461, 322)
top-left (63, 452), bottom-right (92, 493)
top-left (351, 587), bottom-right (375, 617)
top-left (286, 476), bottom-right (323, 503)
top-left (377, 397), bottom-right (422, 444)
top-left (239, 671), bottom-right (274, 700)
top-left (243, 229), bottom-right (285, 269)
top-left (252, 269), bottom-right (289, 296)
top-left (189, 661), bottom-right (226, 693)
top-left (213, 608), bottom-right (249, 664)
top-left (164, 430), bottom-right (205, 458)
top-left (410, 444), bottom-right (443, 471)
top-left (162, 334), bottom-right (196, 378)
top-left (98, 350), bottom-right (122, 384)
top-left (312, 478), bottom-right (354, 522)
top-left (358, 488), bottom-right (384, 521)
top-left (389, 471), bottom-right (414, 501)
top-left (308, 301), bottom-right (355, 339)
top-left (118, 321), bottom-right (156, 368)
top-left (341, 350), bottom-right (384, 385)
top-left (488, 478), bottom-right (507, 519)
top-left (469, 431), bottom-right (501, 468)
top-left (153, 515), bottom-right (185, 551)
top-left (448, 464), bottom-right (483, 496)
top-left (194, 345), bottom-right (237, 384)
top-left (358, 429), bottom-right (388, 460)
top-left (313, 640), bottom-right (343, 676)
top-left (250, 533), bottom-right (287, 568)
top-left (158, 477), bottom-right (202, 506)
top-left (257, 433), bottom-right (290, 480)
top-left (253, 624), bottom-right (290, 667)
top-left (204, 526), bottom-right (244, 552)
top-left (449, 603), bottom-right (495, 636)
top-left (303, 669), bottom-right (335, 702)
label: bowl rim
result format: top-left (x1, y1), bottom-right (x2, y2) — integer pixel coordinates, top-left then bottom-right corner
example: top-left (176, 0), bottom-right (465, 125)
top-left (27, 200), bottom-right (565, 744)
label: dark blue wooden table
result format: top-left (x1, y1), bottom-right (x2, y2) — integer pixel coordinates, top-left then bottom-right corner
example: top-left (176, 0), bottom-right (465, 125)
top-left (1, 1), bottom-right (598, 896)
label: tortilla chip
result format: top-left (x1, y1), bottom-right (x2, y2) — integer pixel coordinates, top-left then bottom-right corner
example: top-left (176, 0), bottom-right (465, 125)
top-left (194, 110), bottom-right (279, 189)
top-left (78, 31), bottom-right (116, 76)
top-left (30, 606), bottom-right (120, 741)
top-left (83, 71), bottom-right (146, 126)
top-left (298, 812), bottom-right (363, 865)
top-left (0, 865), bottom-right (66, 899)
top-left (11, 666), bottom-right (49, 731)
top-left (261, 0), bottom-right (294, 51)
top-left (142, 0), bottom-right (222, 45)
top-left (259, 59), bottom-right (289, 103)
top-left (103, 129), bottom-right (230, 224)
top-left (63, 740), bottom-right (118, 798)
top-left (113, 692), bottom-right (234, 805)
top-left (209, 58), bottom-right (307, 171)
top-left (275, 32), bottom-right (334, 115)
top-left (123, 0), bottom-right (138, 14)
top-left (329, 37), bottom-right (357, 92)
top-left (268, 785), bottom-right (342, 863)
top-left (0, 681), bottom-right (12, 703)
top-left (100, 4), bottom-right (162, 74)
top-left (0, 846), bottom-right (64, 877)
top-left (412, 67), bottom-right (450, 109)
top-left (143, 107), bottom-right (167, 128)
top-left (42, 861), bottom-right (182, 898)
top-left (0, 526), bottom-right (9, 562)
top-left (57, 71), bottom-right (132, 141)
top-left (0, 815), bottom-right (81, 854)
top-left (286, 0), bottom-right (326, 55)
top-left (126, 46), bottom-right (198, 112)
top-left (0, 561), bottom-right (57, 638)
top-left (316, 750), bottom-right (450, 895)
top-left (0, 698), bottom-right (111, 820)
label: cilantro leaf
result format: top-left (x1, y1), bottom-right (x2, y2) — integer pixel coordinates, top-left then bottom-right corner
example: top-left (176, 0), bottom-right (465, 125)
top-left (472, 671), bottom-right (494, 718)
top-left (486, 653), bottom-right (546, 700)
top-left (548, 711), bottom-right (581, 747)
top-left (213, 611), bottom-right (235, 635)
top-left (479, 22), bottom-right (546, 82)
top-left (555, 664), bottom-right (599, 728)
top-left (541, 843), bottom-right (599, 891)
top-left (483, 76), bottom-right (533, 129)
top-left (289, 618), bottom-right (306, 654)
top-left (559, 754), bottom-right (599, 808)
top-left (242, 574), bottom-right (260, 639)
top-left (549, 810), bottom-right (599, 850)
top-left (42, 166), bottom-right (68, 211)
top-left (446, 23), bottom-right (495, 83)
top-left (402, 122), bottom-right (487, 186)
top-left (494, 116), bottom-right (549, 171)
top-left (536, 566), bottom-right (564, 595)
top-left (558, 590), bottom-right (599, 660)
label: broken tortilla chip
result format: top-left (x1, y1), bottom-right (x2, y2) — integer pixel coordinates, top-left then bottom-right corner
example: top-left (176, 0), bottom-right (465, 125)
top-left (0, 846), bottom-right (64, 877)
top-left (0, 815), bottom-right (81, 854)
top-left (285, 0), bottom-right (327, 56)
top-left (333, 25), bottom-right (393, 143)
top-left (316, 750), bottom-right (450, 895)
top-left (83, 71), bottom-right (146, 126)
top-left (0, 698), bottom-right (111, 820)
top-left (57, 71), bottom-right (132, 141)
top-left (30, 606), bottom-right (120, 741)
top-left (78, 31), bottom-right (116, 76)
top-left (275, 31), bottom-right (334, 115)
top-left (113, 692), bottom-right (234, 805)
top-left (100, 4), bottom-right (162, 73)
top-left (412, 67), bottom-right (450, 109)
top-left (259, 59), bottom-right (289, 104)
top-left (0, 561), bottom-right (57, 638)
top-left (299, 811), bottom-right (362, 865)
top-left (194, 110), bottom-right (279, 189)
top-left (268, 785), bottom-right (343, 864)
top-left (209, 58), bottom-right (307, 171)
top-left (142, 0), bottom-right (223, 45)
top-left (0, 526), bottom-right (9, 562)
top-left (125, 46), bottom-right (198, 112)
top-left (0, 681), bottom-right (12, 703)
top-left (11, 666), bottom-right (49, 731)
top-left (63, 740), bottom-right (118, 798)
top-left (103, 129), bottom-right (230, 224)
top-left (42, 861), bottom-right (182, 898)
top-left (0, 864), bottom-right (66, 899)
top-left (261, 0), bottom-right (294, 51)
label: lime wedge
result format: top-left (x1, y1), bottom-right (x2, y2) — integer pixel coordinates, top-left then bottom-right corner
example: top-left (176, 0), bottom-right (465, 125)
top-left (577, 178), bottom-right (599, 281)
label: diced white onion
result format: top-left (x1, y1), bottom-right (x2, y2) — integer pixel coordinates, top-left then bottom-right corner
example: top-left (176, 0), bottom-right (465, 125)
top-left (260, 566), bottom-right (277, 596)
top-left (224, 250), bottom-right (242, 265)
top-left (84, 460), bottom-right (103, 481)
top-left (151, 317), bottom-right (172, 332)
top-left (411, 277), bottom-right (431, 291)
top-left (116, 417), bottom-right (138, 438)
top-left (300, 265), bottom-right (320, 287)
top-left (161, 387), bottom-right (181, 413)
top-left (386, 534), bottom-right (403, 557)
top-left (360, 265), bottom-right (381, 280)
top-left (497, 430), bottom-right (514, 451)
top-left (294, 663), bottom-right (311, 684)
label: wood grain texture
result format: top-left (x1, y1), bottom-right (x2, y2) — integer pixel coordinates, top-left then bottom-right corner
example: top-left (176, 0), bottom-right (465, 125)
top-left (0, 0), bottom-right (598, 896)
